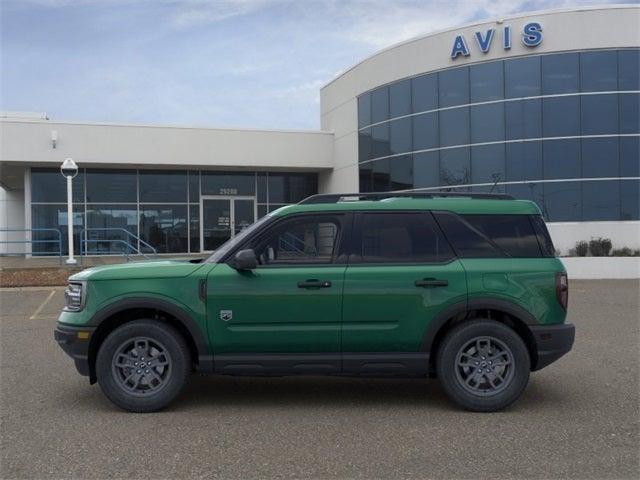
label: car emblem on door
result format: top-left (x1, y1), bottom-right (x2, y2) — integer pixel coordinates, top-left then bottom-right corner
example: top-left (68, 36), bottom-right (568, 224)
top-left (220, 310), bottom-right (233, 321)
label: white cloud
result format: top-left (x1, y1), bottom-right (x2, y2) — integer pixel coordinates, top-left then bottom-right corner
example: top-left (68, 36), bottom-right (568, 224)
top-left (170, 0), bottom-right (280, 29)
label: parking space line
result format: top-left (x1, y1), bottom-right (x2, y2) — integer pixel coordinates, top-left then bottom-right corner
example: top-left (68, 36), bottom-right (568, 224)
top-left (29, 289), bottom-right (57, 320)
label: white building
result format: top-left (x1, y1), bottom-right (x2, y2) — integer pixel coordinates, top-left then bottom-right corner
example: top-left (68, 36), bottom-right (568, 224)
top-left (1, 5), bottom-right (638, 257)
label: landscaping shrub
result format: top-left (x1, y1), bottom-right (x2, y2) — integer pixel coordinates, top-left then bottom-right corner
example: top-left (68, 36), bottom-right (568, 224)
top-left (611, 247), bottom-right (640, 257)
top-left (589, 237), bottom-right (612, 257)
top-left (574, 241), bottom-right (589, 257)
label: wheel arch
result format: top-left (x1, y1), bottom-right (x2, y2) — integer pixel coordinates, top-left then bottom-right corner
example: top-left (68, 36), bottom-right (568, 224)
top-left (422, 298), bottom-right (539, 373)
top-left (86, 298), bottom-right (212, 383)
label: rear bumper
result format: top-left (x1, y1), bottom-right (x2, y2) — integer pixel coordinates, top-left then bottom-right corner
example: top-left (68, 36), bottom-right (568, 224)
top-left (530, 323), bottom-right (575, 371)
top-left (54, 323), bottom-right (96, 378)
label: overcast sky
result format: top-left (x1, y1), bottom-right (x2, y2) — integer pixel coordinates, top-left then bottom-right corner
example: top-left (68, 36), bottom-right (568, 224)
top-left (0, 0), bottom-right (627, 130)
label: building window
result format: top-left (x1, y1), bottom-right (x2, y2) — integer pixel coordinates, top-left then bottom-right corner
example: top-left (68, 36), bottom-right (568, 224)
top-left (439, 66), bottom-right (469, 107)
top-left (411, 73), bottom-right (438, 113)
top-left (139, 170), bottom-right (188, 203)
top-left (470, 61), bottom-right (504, 102)
top-left (541, 52), bottom-right (579, 95)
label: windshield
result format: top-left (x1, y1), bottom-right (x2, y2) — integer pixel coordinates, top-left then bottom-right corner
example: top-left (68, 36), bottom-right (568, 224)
top-left (205, 214), bottom-right (273, 263)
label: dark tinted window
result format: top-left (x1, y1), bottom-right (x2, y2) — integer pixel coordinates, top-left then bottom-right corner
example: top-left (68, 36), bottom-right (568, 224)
top-left (505, 99), bottom-right (541, 140)
top-left (581, 51), bottom-right (618, 92)
top-left (440, 148), bottom-right (470, 186)
top-left (413, 152), bottom-right (440, 188)
top-left (202, 172), bottom-right (254, 196)
top-left (543, 181), bottom-right (581, 221)
top-left (471, 144), bottom-right (505, 185)
top-left (371, 87), bottom-right (389, 123)
top-left (505, 56), bottom-right (541, 98)
top-left (359, 128), bottom-right (372, 162)
top-left (357, 212), bottom-right (453, 263)
top-left (188, 171), bottom-right (200, 202)
top-left (506, 142), bottom-right (542, 181)
top-left (139, 205), bottom-right (188, 253)
top-left (581, 94), bottom-right (619, 135)
top-left (31, 168), bottom-right (84, 203)
top-left (439, 107), bottom-right (469, 147)
top-left (389, 117), bottom-right (412, 155)
top-left (267, 173), bottom-right (317, 204)
top-left (412, 112), bottom-right (438, 150)
top-left (470, 61), bottom-right (503, 102)
top-left (542, 96), bottom-right (580, 137)
top-left (358, 94), bottom-right (371, 128)
top-left (541, 53), bottom-right (579, 94)
top-left (389, 79), bottom-right (411, 117)
top-left (371, 123), bottom-right (390, 158)
top-left (389, 155), bottom-right (413, 190)
top-left (543, 139), bottom-right (580, 180)
top-left (439, 67), bottom-right (469, 107)
top-left (436, 212), bottom-right (542, 258)
top-left (618, 49), bottom-right (640, 90)
top-left (582, 180), bottom-right (620, 221)
top-left (139, 170), bottom-right (187, 203)
top-left (530, 215), bottom-right (555, 256)
top-left (471, 103), bottom-right (505, 143)
top-left (620, 93), bottom-right (639, 134)
top-left (411, 73), bottom-right (438, 112)
top-left (86, 170), bottom-right (136, 203)
top-left (581, 137), bottom-right (619, 178)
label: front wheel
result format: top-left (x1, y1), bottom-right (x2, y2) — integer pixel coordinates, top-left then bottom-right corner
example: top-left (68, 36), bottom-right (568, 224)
top-left (96, 320), bottom-right (191, 412)
top-left (436, 320), bottom-right (530, 412)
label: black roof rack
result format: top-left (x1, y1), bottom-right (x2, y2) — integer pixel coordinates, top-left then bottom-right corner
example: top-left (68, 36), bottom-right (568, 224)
top-left (299, 190), bottom-right (515, 205)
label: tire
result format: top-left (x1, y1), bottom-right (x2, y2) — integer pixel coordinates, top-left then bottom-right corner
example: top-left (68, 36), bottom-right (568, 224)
top-left (436, 319), bottom-right (530, 412)
top-left (96, 320), bottom-right (191, 412)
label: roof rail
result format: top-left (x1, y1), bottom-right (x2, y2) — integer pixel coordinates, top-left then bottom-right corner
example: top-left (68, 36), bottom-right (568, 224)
top-left (298, 190), bottom-right (515, 204)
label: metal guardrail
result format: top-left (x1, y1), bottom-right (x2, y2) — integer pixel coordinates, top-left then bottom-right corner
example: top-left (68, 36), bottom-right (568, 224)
top-left (79, 228), bottom-right (158, 263)
top-left (0, 228), bottom-right (63, 264)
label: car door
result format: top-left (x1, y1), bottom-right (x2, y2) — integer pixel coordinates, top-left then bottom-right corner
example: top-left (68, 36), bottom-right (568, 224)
top-left (206, 212), bottom-right (351, 374)
top-left (341, 211), bottom-right (467, 374)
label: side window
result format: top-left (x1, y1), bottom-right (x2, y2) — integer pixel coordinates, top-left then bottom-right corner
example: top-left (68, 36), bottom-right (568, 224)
top-left (253, 216), bottom-right (341, 265)
top-left (530, 215), bottom-right (556, 257)
top-left (356, 212), bottom-right (453, 263)
top-left (435, 212), bottom-right (543, 258)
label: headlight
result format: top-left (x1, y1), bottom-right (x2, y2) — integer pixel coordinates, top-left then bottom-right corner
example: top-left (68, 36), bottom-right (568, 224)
top-left (64, 282), bottom-right (86, 311)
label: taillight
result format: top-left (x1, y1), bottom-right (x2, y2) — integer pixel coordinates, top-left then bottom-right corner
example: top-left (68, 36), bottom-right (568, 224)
top-left (555, 272), bottom-right (568, 310)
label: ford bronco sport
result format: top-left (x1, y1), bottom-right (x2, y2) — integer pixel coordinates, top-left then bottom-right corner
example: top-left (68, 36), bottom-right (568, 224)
top-left (55, 191), bottom-right (574, 412)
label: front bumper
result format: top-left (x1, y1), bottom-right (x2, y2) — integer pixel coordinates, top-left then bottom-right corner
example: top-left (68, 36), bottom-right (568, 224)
top-left (54, 323), bottom-right (96, 378)
top-left (530, 322), bottom-right (575, 371)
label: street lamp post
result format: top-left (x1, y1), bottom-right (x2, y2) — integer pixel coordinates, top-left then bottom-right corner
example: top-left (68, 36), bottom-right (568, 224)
top-left (60, 158), bottom-right (78, 265)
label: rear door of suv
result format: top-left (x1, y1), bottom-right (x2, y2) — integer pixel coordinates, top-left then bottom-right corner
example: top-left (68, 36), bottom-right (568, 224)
top-left (341, 211), bottom-right (467, 374)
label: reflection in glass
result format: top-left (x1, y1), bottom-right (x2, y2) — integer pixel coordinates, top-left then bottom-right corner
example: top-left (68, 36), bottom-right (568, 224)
top-left (621, 180), bottom-right (640, 220)
top-left (389, 155), bottom-right (412, 190)
top-left (618, 49), bottom-right (640, 91)
top-left (543, 182), bottom-right (581, 221)
top-left (471, 144), bottom-right (505, 186)
top-left (202, 199), bottom-right (231, 251)
top-left (359, 128), bottom-right (373, 162)
top-left (620, 92), bottom-right (640, 134)
top-left (371, 123), bottom-right (390, 158)
top-left (189, 204), bottom-right (200, 253)
top-left (506, 142), bottom-right (543, 181)
top-left (85, 205), bottom-right (138, 255)
top-left (620, 137), bottom-right (640, 177)
top-left (440, 148), bottom-right (470, 186)
top-left (31, 204), bottom-right (84, 255)
top-left (139, 205), bottom-right (188, 253)
top-left (413, 152), bottom-right (439, 189)
top-left (413, 112), bottom-right (438, 151)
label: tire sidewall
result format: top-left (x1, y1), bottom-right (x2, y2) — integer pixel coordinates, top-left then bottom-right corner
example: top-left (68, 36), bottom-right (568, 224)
top-left (436, 320), bottom-right (531, 412)
top-left (96, 320), bottom-right (190, 412)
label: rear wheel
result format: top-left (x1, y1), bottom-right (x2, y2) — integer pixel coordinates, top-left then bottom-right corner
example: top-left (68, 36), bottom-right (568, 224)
top-left (436, 320), bottom-right (530, 412)
top-left (96, 320), bottom-right (190, 412)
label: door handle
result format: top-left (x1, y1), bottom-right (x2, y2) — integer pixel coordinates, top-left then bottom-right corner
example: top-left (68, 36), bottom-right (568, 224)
top-left (415, 278), bottom-right (448, 288)
top-left (297, 279), bottom-right (332, 289)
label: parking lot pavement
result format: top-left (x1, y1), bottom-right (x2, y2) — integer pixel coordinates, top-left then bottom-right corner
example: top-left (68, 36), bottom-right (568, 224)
top-left (1, 281), bottom-right (638, 480)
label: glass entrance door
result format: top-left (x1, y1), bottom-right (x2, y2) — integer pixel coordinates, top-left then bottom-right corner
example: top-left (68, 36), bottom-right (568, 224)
top-left (201, 196), bottom-right (256, 252)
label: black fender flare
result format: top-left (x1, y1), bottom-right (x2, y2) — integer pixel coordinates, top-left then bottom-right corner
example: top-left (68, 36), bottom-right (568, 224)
top-left (420, 297), bottom-right (538, 354)
top-left (87, 297), bottom-right (213, 373)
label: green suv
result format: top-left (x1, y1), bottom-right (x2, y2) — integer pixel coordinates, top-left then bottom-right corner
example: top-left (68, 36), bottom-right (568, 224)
top-left (55, 192), bottom-right (574, 412)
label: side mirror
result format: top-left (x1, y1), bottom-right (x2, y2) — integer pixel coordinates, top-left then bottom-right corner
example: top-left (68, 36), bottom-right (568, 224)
top-left (231, 249), bottom-right (257, 271)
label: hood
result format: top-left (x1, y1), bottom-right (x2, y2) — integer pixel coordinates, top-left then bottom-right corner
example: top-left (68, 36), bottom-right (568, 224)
top-left (69, 259), bottom-right (207, 282)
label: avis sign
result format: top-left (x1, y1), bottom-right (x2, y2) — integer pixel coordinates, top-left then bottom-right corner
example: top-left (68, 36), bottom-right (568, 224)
top-left (450, 22), bottom-right (543, 59)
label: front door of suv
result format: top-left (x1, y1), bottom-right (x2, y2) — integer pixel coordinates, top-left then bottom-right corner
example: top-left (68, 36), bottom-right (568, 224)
top-left (206, 213), bottom-right (351, 374)
top-left (341, 211), bottom-right (467, 374)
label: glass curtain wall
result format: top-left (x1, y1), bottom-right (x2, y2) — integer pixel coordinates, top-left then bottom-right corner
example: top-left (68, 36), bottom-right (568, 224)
top-left (31, 169), bottom-right (317, 255)
top-left (357, 48), bottom-right (640, 222)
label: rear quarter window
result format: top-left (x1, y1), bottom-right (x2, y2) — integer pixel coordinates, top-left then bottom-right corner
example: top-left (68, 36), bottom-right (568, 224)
top-left (434, 212), bottom-right (545, 258)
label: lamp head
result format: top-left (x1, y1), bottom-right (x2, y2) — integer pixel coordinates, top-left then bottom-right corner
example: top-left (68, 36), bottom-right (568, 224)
top-left (60, 158), bottom-right (78, 179)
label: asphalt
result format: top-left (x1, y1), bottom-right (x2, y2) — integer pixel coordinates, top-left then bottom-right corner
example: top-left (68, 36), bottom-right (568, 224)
top-left (1, 280), bottom-right (638, 479)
